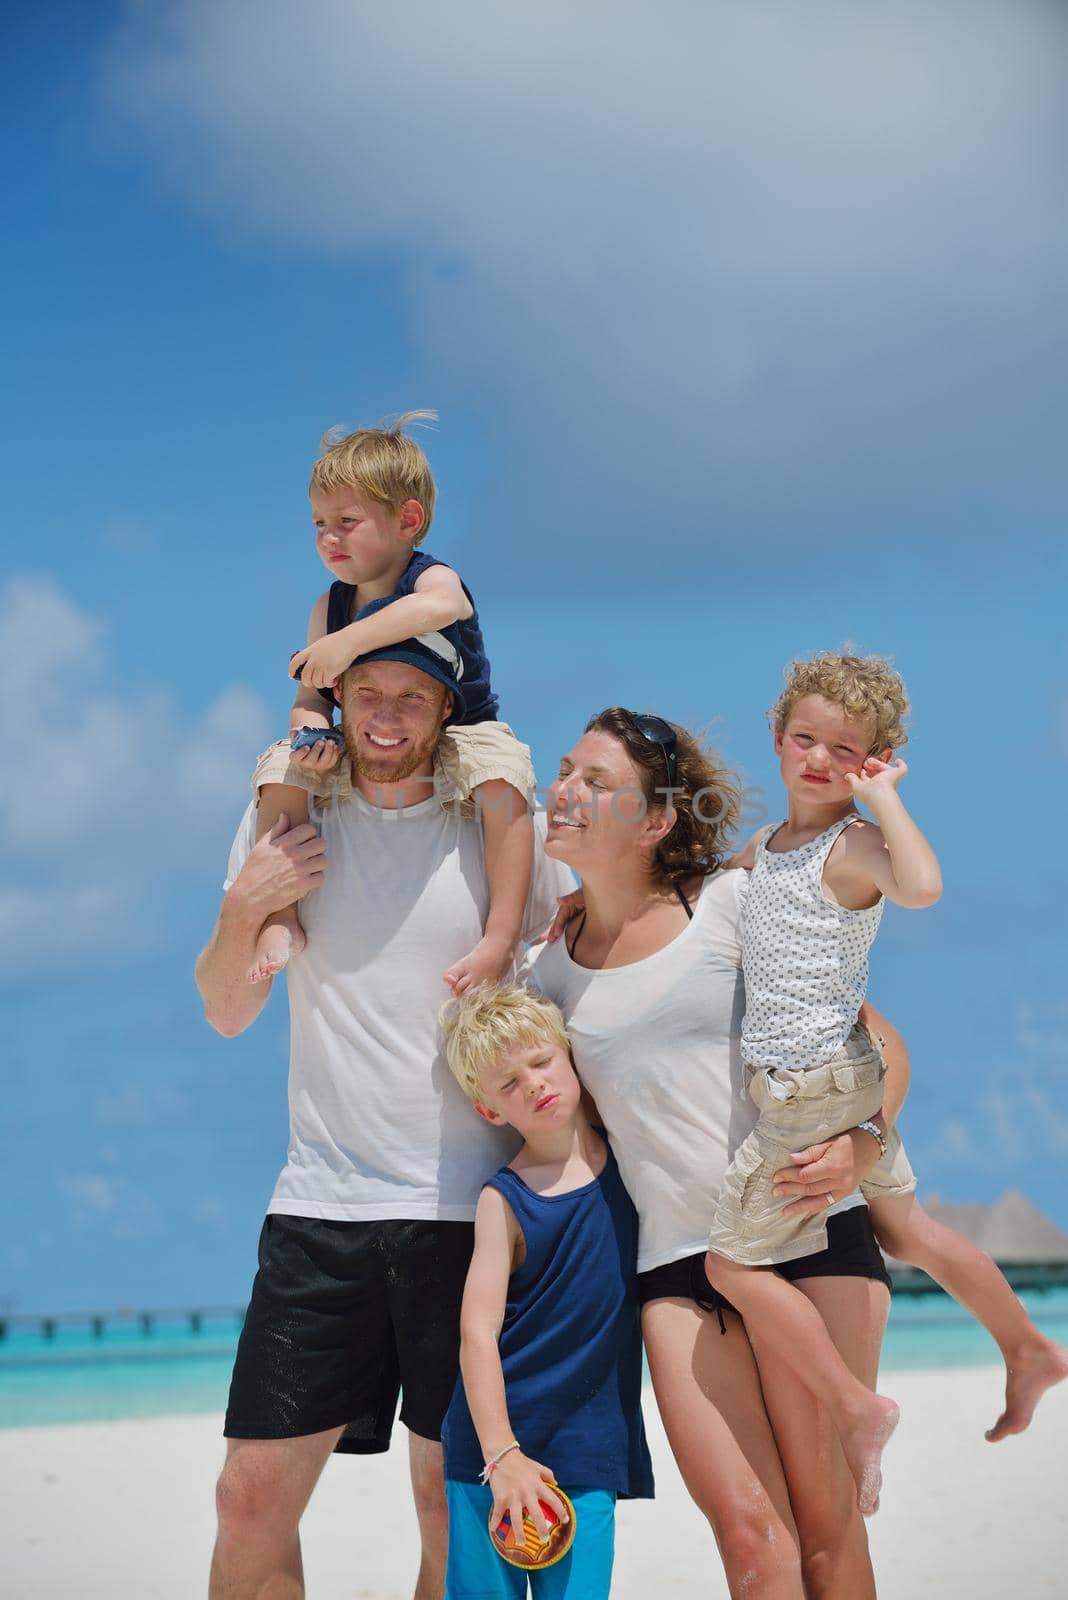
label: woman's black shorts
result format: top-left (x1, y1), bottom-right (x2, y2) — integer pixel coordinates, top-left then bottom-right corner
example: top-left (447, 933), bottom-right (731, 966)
top-left (224, 1214), bottom-right (475, 1454)
top-left (637, 1205), bottom-right (891, 1320)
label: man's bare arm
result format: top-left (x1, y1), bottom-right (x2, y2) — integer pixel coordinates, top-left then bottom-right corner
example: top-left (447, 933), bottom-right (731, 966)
top-left (195, 813), bottom-right (327, 1037)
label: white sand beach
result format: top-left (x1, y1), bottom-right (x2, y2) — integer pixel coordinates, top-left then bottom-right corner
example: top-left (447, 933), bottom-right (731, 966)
top-left (3, 1365), bottom-right (1065, 1599)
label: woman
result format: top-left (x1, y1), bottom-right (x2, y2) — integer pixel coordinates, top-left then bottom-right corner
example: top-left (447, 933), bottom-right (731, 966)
top-left (526, 708), bottom-right (906, 1599)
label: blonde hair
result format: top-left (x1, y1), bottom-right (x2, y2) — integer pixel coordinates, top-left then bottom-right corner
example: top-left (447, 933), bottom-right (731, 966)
top-left (309, 410), bottom-right (438, 544)
top-left (440, 984), bottom-right (571, 1104)
top-left (770, 650), bottom-right (910, 752)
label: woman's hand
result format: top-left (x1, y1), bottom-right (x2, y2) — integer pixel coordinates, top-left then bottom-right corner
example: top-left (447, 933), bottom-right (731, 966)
top-left (489, 1450), bottom-right (569, 1543)
top-left (772, 1126), bottom-right (881, 1217)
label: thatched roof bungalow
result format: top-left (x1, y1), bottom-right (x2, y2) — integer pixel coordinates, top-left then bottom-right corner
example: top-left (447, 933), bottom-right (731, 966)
top-left (885, 1190), bottom-right (1068, 1290)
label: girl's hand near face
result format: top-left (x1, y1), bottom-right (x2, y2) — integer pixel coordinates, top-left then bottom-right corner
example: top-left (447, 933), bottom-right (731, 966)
top-left (846, 755), bottom-right (908, 806)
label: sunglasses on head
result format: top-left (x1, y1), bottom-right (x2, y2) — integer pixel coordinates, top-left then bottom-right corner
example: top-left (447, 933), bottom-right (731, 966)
top-left (625, 711), bottom-right (679, 790)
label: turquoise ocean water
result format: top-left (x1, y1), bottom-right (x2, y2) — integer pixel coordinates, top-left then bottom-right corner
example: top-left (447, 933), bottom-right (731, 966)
top-left (2, 1290), bottom-right (1066, 1431)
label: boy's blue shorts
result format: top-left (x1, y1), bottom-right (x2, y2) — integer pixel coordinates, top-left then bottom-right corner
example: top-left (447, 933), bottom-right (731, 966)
top-left (445, 1480), bottom-right (616, 1600)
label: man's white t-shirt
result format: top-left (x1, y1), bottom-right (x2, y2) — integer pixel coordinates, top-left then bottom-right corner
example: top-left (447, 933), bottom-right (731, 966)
top-left (225, 792), bottom-right (573, 1222)
top-left (525, 869), bottom-right (860, 1274)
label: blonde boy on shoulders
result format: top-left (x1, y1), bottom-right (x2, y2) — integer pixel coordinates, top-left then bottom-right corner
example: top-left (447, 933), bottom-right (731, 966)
top-left (248, 411), bottom-right (535, 995)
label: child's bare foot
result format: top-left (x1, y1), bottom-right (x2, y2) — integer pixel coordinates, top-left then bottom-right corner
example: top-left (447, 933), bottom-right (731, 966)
top-left (839, 1394), bottom-right (899, 1516)
top-left (985, 1337), bottom-right (1068, 1442)
top-left (247, 920), bottom-right (306, 984)
top-left (443, 932), bottom-right (516, 997)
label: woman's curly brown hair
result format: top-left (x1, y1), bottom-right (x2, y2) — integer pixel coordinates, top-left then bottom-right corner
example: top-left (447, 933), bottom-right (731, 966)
top-left (585, 708), bottom-right (742, 888)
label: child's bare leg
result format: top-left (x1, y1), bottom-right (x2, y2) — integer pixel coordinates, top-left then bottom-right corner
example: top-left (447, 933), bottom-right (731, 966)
top-left (444, 782), bottom-right (533, 996)
top-left (870, 1193), bottom-right (1068, 1440)
top-left (248, 783), bottom-right (309, 983)
top-left (706, 1251), bottom-right (898, 1515)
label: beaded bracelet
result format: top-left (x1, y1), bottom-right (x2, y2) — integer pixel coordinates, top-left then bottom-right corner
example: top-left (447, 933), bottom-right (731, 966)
top-left (479, 1440), bottom-right (520, 1484)
top-left (856, 1119), bottom-right (888, 1160)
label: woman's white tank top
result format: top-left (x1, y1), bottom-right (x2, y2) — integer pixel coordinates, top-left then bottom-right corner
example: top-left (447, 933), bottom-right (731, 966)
top-left (741, 816), bottom-right (883, 1071)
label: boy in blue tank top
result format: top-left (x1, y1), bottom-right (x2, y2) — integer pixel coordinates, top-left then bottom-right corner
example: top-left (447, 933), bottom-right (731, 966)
top-left (439, 984), bottom-right (653, 1599)
top-left (245, 411), bottom-right (536, 993)
top-left (706, 650), bottom-right (1067, 1513)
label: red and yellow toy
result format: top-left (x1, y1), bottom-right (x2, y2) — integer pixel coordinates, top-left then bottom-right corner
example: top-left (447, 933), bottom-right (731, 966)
top-left (488, 1486), bottom-right (577, 1570)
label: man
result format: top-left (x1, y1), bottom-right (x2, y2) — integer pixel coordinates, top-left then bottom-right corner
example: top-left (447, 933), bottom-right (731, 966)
top-left (195, 621), bottom-right (570, 1599)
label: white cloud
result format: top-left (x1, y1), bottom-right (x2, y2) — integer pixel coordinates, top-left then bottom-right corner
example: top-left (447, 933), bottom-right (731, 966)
top-left (94, 1084), bottom-right (190, 1126)
top-left (1020, 1085), bottom-right (1068, 1157)
top-left (0, 575), bottom-right (273, 972)
top-left (99, 1), bottom-right (1068, 583)
top-left (1056, 693), bottom-right (1068, 761)
top-left (102, 516), bottom-right (157, 555)
top-left (938, 1118), bottom-right (979, 1164)
top-left (64, 1175), bottom-right (118, 1216)
top-left (1015, 997), bottom-right (1068, 1052)
top-left (928, 1081), bottom-right (1068, 1174)
top-left (920, 1001), bottom-right (1068, 1176)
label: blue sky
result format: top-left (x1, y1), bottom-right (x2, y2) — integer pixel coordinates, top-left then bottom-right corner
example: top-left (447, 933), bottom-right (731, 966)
top-left (3, 1), bottom-right (1066, 1313)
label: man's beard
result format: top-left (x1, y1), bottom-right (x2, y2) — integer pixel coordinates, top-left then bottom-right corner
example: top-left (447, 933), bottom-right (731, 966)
top-left (343, 718), bottom-right (441, 789)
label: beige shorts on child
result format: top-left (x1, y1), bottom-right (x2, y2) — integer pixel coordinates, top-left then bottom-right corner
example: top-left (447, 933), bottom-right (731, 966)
top-left (707, 1024), bottom-right (917, 1267)
top-left (250, 721), bottom-right (536, 818)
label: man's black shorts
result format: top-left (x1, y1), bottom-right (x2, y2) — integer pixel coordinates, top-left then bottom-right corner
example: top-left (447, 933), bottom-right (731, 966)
top-left (224, 1215), bottom-right (475, 1454)
top-left (637, 1206), bottom-right (892, 1316)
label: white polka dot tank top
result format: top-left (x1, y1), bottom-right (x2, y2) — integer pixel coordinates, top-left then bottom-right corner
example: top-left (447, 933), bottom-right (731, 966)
top-left (741, 816), bottom-right (883, 1071)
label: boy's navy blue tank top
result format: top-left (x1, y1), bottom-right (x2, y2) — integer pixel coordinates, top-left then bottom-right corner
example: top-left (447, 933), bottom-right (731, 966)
top-left (441, 1147), bottom-right (654, 1498)
top-left (326, 551), bottom-right (497, 725)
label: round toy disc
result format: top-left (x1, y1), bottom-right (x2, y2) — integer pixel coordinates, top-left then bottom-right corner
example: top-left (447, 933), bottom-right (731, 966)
top-left (488, 1485), bottom-right (577, 1570)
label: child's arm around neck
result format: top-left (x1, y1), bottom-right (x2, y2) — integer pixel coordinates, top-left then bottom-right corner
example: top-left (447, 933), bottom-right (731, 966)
top-left (288, 563), bottom-right (473, 696)
top-left (289, 591), bottom-right (337, 733)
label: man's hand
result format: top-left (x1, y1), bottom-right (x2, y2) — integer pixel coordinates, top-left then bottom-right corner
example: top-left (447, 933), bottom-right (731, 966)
top-left (772, 1126), bottom-right (882, 1217)
top-left (230, 812), bottom-right (327, 920)
top-left (195, 813), bottom-right (328, 1038)
top-left (289, 632), bottom-right (359, 691)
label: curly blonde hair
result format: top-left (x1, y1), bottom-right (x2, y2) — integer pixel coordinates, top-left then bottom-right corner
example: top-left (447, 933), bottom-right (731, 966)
top-left (309, 410), bottom-right (437, 544)
top-left (584, 709), bottom-right (742, 888)
top-left (440, 984), bottom-right (572, 1105)
top-left (770, 651), bottom-right (910, 752)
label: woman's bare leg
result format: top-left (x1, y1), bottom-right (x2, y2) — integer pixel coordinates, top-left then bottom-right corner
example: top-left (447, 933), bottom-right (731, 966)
top-left (248, 783), bottom-right (310, 982)
top-left (870, 1194), bottom-right (1068, 1441)
top-left (707, 1252), bottom-right (897, 1513)
top-left (642, 1297), bottom-right (805, 1599)
top-left (749, 1273), bottom-right (889, 1600)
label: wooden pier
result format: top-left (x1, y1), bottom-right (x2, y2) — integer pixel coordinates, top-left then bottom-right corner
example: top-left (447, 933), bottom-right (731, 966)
top-left (2, 1261), bottom-right (1066, 1342)
top-left (0, 1306), bottom-right (246, 1342)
